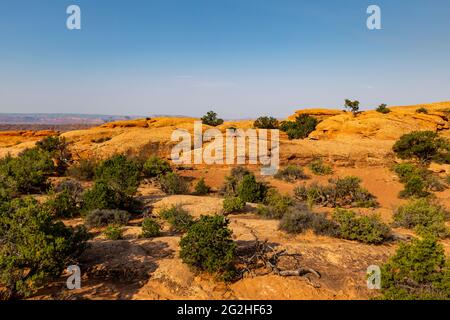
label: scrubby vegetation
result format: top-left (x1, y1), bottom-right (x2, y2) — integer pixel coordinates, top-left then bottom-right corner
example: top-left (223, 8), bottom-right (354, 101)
top-left (294, 176), bottom-right (377, 208)
top-left (257, 189), bottom-right (294, 219)
top-left (380, 236), bottom-right (450, 300)
top-left (67, 158), bottom-right (97, 181)
top-left (308, 158), bottom-right (333, 176)
top-left (143, 156), bottom-right (172, 178)
top-left (332, 209), bottom-right (391, 244)
top-left (201, 111), bottom-right (224, 127)
top-left (393, 198), bottom-right (449, 238)
top-left (159, 205), bottom-right (194, 233)
top-left (376, 104), bottom-right (391, 114)
top-left (158, 172), bottom-right (190, 195)
top-left (393, 131), bottom-right (450, 164)
top-left (194, 178), bottom-right (211, 195)
top-left (180, 215), bottom-right (236, 281)
top-left (416, 107), bottom-right (429, 114)
top-left (84, 209), bottom-right (130, 229)
top-left (0, 197), bottom-right (89, 299)
top-left (223, 196), bottom-right (246, 215)
top-left (0, 148), bottom-right (54, 194)
top-left (279, 205), bottom-right (390, 244)
top-left (393, 162), bottom-right (447, 198)
top-left (141, 218), bottom-right (161, 238)
top-left (36, 135), bottom-right (71, 176)
top-left (344, 99), bottom-right (360, 115)
top-left (253, 116), bottom-right (279, 129)
top-left (274, 165), bottom-right (308, 182)
top-left (279, 114), bottom-right (318, 140)
top-left (104, 224), bottom-right (123, 240)
top-left (222, 167), bottom-right (268, 203)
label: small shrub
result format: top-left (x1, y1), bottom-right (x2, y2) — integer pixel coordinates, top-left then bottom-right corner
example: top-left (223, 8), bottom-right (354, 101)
top-left (223, 196), bottom-right (246, 215)
top-left (274, 165), bottom-right (308, 182)
top-left (279, 114), bottom-right (318, 140)
top-left (257, 189), bottom-right (294, 219)
top-left (201, 111), bottom-right (224, 127)
top-left (332, 209), bottom-right (391, 244)
top-left (194, 178), bottom-right (211, 195)
top-left (416, 107), bottom-right (429, 114)
top-left (376, 104), bottom-right (391, 114)
top-left (141, 218), bottom-right (161, 238)
top-left (222, 166), bottom-right (252, 196)
top-left (143, 156), bottom-right (172, 178)
top-left (104, 224), bottom-right (123, 240)
top-left (0, 197), bottom-right (89, 298)
top-left (308, 159), bottom-right (333, 176)
top-left (95, 154), bottom-right (140, 196)
top-left (159, 205), bottom-right (194, 233)
top-left (82, 181), bottom-right (122, 212)
top-left (84, 209), bottom-right (130, 229)
top-left (344, 99), bottom-right (360, 115)
top-left (0, 173), bottom-right (18, 202)
top-left (0, 148), bottom-right (54, 194)
top-left (393, 198), bottom-right (449, 238)
top-left (278, 204), bottom-right (316, 234)
top-left (253, 116), bottom-right (279, 129)
top-left (399, 175), bottom-right (429, 198)
top-left (67, 159), bottom-right (97, 181)
top-left (236, 174), bottom-right (268, 203)
top-left (159, 172), bottom-right (190, 195)
top-left (294, 176), bottom-right (377, 208)
top-left (36, 136), bottom-right (71, 175)
top-left (393, 131), bottom-right (450, 164)
top-left (46, 189), bottom-right (79, 218)
top-left (179, 215), bottom-right (236, 280)
top-left (380, 236), bottom-right (450, 300)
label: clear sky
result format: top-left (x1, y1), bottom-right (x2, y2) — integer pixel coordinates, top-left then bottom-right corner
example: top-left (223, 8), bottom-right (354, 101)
top-left (0, 0), bottom-right (449, 118)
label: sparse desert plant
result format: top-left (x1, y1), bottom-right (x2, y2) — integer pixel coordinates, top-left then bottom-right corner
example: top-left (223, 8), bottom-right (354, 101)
top-left (344, 99), bottom-right (360, 115)
top-left (67, 158), bottom-right (97, 181)
top-left (223, 196), bottom-right (246, 215)
top-left (82, 180), bottom-right (126, 212)
top-left (104, 224), bottom-right (123, 240)
top-left (179, 215), bottom-right (236, 280)
top-left (332, 209), bottom-right (391, 244)
top-left (393, 163), bottom-right (446, 198)
top-left (158, 172), bottom-right (190, 195)
top-left (416, 107), bottom-right (429, 114)
top-left (393, 131), bottom-right (450, 164)
top-left (222, 166), bottom-right (252, 196)
top-left (236, 173), bottom-right (269, 203)
top-left (274, 165), bottom-right (308, 182)
top-left (36, 135), bottom-right (72, 176)
top-left (201, 111), bottom-right (224, 127)
top-left (0, 197), bottom-right (89, 299)
top-left (393, 198), bottom-right (449, 238)
top-left (279, 114), bottom-right (318, 140)
top-left (278, 203), bottom-right (316, 234)
top-left (376, 103), bottom-right (391, 114)
top-left (294, 176), bottom-right (377, 208)
top-left (159, 205), bottom-right (194, 233)
top-left (308, 158), bottom-right (333, 176)
top-left (194, 178), bottom-right (211, 195)
top-left (257, 189), bottom-right (294, 219)
top-left (141, 218), bottom-right (161, 238)
top-left (253, 116), bottom-right (279, 129)
top-left (0, 148), bottom-right (54, 194)
top-left (84, 209), bottom-right (130, 229)
top-left (380, 236), bottom-right (450, 300)
top-left (143, 156), bottom-right (172, 178)
top-left (45, 189), bottom-right (79, 218)
top-left (0, 173), bottom-right (18, 202)
top-left (95, 154), bottom-right (140, 196)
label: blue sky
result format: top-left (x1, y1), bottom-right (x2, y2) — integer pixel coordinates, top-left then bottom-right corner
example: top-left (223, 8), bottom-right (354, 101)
top-left (0, 0), bottom-right (449, 118)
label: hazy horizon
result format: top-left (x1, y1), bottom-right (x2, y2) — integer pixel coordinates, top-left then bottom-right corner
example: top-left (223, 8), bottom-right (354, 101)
top-left (1, 0), bottom-right (449, 118)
